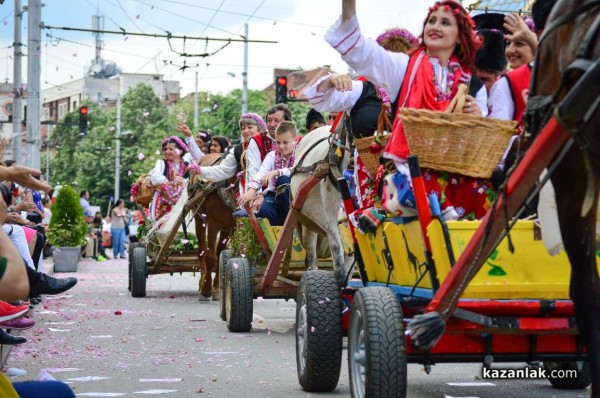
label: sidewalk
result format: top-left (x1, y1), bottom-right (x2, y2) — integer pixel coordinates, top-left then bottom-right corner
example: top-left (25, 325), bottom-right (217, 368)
top-left (1, 256), bottom-right (56, 367)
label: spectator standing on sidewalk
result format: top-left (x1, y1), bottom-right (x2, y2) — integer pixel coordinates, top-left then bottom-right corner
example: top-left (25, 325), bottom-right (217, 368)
top-left (111, 199), bottom-right (127, 259)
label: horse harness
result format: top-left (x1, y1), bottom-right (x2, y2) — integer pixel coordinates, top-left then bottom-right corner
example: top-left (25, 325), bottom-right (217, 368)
top-left (291, 114), bottom-right (353, 192)
top-left (187, 154), bottom-right (239, 217)
top-left (526, 0), bottom-right (600, 163)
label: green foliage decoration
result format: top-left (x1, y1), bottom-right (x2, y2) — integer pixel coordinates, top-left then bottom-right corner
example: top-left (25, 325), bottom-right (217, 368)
top-left (171, 232), bottom-right (199, 251)
top-left (230, 217), bottom-right (263, 265)
top-left (47, 185), bottom-right (88, 247)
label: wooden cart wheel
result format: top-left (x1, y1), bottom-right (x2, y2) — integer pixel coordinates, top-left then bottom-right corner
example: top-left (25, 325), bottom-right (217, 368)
top-left (225, 257), bottom-right (253, 332)
top-left (545, 361), bottom-right (592, 389)
top-left (131, 246), bottom-right (147, 298)
top-left (218, 250), bottom-right (232, 321)
top-left (348, 287), bottom-right (407, 398)
top-left (128, 242), bottom-right (143, 292)
top-left (296, 270), bottom-right (342, 392)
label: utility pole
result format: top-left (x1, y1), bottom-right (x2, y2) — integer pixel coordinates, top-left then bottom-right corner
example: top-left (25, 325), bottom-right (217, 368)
top-left (26, 0), bottom-right (42, 169)
top-left (11, 0), bottom-right (23, 164)
top-left (45, 124), bottom-right (52, 181)
top-left (242, 23), bottom-right (249, 115)
top-left (193, 70), bottom-right (199, 130)
top-left (115, 97), bottom-right (121, 201)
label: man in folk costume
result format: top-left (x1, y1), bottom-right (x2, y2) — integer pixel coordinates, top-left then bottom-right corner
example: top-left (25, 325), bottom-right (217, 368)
top-left (474, 29), bottom-right (507, 94)
top-left (472, 13), bottom-right (508, 94)
top-left (244, 104), bottom-right (293, 212)
top-left (489, 0), bottom-right (556, 125)
top-left (189, 113), bottom-right (268, 197)
top-left (305, 108), bottom-right (326, 133)
top-left (328, 0), bottom-right (492, 220)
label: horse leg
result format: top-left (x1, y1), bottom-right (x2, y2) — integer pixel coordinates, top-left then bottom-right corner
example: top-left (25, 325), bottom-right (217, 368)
top-left (302, 227), bottom-right (319, 270)
top-left (554, 161), bottom-right (600, 396)
top-left (325, 218), bottom-right (347, 287)
top-left (195, 211), bottom-right (210, 300)
top-left (213, 227), bottom-right (233, 300)
top-left (201, 223), bottom-right (219, 299)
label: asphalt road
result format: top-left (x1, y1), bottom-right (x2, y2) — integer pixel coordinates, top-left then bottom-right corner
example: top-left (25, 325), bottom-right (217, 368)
top-left (4, 258), bottom-right (591, 398)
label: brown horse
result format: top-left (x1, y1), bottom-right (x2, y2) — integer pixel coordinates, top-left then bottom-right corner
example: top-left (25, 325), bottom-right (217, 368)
top-left (528, 0), bottom-right (600, 394)
top-left (193, 153), bottom-right (237, 300)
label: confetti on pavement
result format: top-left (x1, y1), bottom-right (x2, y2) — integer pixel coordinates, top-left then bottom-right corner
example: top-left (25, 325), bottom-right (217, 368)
top-left (133, 390), bottom-right (178, 395)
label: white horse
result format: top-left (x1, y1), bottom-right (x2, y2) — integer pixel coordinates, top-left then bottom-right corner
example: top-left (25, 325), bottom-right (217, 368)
top-left (290, 123), bottom-right (353, 286)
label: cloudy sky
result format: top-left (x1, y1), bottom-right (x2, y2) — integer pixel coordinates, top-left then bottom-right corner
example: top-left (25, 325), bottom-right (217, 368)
top-left (0, 0), bottom-right (477, 97)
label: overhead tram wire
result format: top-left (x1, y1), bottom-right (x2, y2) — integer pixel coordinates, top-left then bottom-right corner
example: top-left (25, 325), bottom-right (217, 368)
top-left (131, 0), bottom-right (241, 38)
top-left (39, 24), bottom-right (277, 44)
top-left (44, 33), bottom-right (159, 60)
top-left (116, 0), bottom-right (145, 33)
top-left (146, 0), bottom-right (331, 30)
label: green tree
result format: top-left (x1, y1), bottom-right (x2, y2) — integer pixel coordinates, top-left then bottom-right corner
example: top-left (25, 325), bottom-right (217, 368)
top-left (47, 185), bottom-right (87, 247)
top-left (47, 84), bottom-right (312, 214)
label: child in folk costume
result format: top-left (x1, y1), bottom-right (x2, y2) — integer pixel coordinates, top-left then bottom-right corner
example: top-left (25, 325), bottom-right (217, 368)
top-left (328, 0), bottom-right (493, 220)
top-left (148, 136), bottom-right (191, 221)
top-left (237, 121), bottom-right (298, 226)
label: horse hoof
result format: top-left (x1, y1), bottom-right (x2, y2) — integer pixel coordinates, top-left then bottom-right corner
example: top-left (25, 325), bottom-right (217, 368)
top-left (198, 295), bottom-right (211, 302)
top-left (212, 290), bottom-right (220, 301)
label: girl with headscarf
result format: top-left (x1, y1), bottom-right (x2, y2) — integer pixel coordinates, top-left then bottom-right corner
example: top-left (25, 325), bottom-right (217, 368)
top-left (148, 135), bottom-right (191, 221)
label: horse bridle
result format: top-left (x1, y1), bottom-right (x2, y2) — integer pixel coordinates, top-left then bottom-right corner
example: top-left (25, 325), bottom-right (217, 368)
top-left (292, 114), bottom-right (353, 191)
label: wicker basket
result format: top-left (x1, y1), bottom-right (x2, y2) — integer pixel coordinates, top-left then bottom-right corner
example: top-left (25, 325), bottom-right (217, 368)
top-left (400, 85), bottom-right (516, 178)
top-left (354, 109), bottom-right (393, 177)
top-left (135, 174), bottom-right (154, 208)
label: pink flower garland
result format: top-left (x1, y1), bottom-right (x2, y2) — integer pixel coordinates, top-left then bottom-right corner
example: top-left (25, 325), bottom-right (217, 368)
top-left (239, 113), bottom-right (267, 132)
top-left (375, 86), bottom-right (392, 116)
top-left (376, 28), bottom-right (419, 47)
top-left (187, 162), bottom-right (202, 175)
top-left (161, 135), bottom-right (189, 153)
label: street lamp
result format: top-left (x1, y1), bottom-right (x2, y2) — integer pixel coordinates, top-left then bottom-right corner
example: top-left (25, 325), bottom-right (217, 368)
top-left (227, 71), bottom-right (248, 114)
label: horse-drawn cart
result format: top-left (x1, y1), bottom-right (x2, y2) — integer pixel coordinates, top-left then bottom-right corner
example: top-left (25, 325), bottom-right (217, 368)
top-left (219, 163), bottom-right (354, 333)
top-left (128, 181), bottom-right (214, 298)
top-left (295, 154), bottom-right (594, 397)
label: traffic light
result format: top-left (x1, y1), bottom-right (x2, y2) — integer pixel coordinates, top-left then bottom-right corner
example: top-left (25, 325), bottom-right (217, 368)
top-left (274, 76), bottom-right (288, 104)
top-left (78, 106), bottom-right (88, 136)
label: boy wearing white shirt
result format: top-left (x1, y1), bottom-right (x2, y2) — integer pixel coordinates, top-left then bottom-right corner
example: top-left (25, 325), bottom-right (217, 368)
top-left (238, 121), bottom-right (298, 226)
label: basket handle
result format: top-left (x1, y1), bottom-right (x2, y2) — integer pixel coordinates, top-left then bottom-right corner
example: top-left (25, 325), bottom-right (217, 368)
top-left (445, 83), bottom-right (468, 114)
top-left (376, 106), bottom-right (392, 135)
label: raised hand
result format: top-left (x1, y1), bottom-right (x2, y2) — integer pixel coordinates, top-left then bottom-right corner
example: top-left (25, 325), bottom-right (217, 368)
top-left (0, 165), bottom-right (51, 193)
